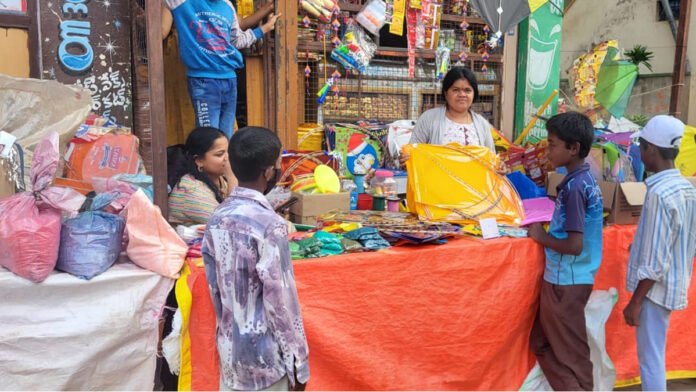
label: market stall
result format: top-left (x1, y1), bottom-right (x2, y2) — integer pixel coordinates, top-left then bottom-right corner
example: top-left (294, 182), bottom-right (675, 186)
top-left (178, 225), bottom-right (696, 390)
top-left (0, 75), bottom-right (187, 389)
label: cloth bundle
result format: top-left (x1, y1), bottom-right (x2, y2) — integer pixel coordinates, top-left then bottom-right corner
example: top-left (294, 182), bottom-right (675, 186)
top-left (344, 227), bottom-right (390, 250)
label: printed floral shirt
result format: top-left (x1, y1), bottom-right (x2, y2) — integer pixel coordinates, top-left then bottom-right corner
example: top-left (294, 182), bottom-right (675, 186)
top-left (202, 187), bottom-right (310, 390)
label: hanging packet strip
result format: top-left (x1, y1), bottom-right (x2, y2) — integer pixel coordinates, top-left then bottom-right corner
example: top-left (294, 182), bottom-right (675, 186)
top-left (420, 0), bottom-right (443, 49)
top-left (406, 6), bottom-right (418, 77)
top-left (389, 0), bottom-right (406, 36)
top-left (0, 131), bottom-right (86, 283)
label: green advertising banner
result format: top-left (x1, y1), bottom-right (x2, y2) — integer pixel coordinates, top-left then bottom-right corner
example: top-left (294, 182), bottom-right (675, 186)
top-left (514, 0), bottom-right (564, 142)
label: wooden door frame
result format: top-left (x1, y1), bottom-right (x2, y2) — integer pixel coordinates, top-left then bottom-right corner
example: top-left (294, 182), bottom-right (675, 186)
top-left (0, 1), bottom-right (41, 78)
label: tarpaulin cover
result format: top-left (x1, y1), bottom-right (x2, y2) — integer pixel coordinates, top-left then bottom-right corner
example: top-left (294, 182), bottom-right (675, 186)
top-left (182, 225), bottom-right (696, 390)
top-left (176, 257), bottom-right (221, 391)
top-left (405, 143), bottom-right (525, 226)
top-left (0, 262), bottom-right (173, 390)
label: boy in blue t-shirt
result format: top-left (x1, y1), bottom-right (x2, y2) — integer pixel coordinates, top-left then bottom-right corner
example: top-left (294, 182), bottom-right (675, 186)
top-left (528, 112), bottom-right (604, 391)
top-left (162, 0), bottom-right (279, 139)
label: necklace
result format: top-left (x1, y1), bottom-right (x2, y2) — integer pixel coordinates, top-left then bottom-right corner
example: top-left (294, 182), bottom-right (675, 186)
top-left (446, 109), bottom-right (472, 124)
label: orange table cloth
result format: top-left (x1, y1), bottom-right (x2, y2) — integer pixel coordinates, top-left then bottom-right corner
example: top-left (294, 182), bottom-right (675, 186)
top-left (183, 225), bottom-right (696, 390)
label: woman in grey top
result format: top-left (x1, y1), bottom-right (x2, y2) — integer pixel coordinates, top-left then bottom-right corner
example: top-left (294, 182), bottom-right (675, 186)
top-left (403, 67), bottom-right (495, 164)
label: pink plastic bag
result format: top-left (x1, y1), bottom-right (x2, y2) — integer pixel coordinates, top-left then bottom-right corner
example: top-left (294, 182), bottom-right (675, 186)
top-left (0, 132), bottom-right (85, 282)
top-left (124, 189), bottom-right (186, 278)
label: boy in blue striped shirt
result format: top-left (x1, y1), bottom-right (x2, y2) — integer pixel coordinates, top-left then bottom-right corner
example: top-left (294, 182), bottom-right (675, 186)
top-left (624, 115), bottom-right (696, 391)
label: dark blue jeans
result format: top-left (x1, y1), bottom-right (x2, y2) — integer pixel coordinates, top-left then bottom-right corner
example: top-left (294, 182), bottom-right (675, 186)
top-left (187, 77), bottom-right (237, 139)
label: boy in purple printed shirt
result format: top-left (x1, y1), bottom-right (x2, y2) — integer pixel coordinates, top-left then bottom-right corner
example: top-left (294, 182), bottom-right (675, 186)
top-left (203, 127), bottom-right (309, 391)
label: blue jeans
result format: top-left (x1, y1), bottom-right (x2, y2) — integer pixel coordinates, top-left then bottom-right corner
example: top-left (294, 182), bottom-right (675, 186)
top-left (187, 77), bottom-right (237, 139)
top-left (636, 298), bottom-right (672, 391)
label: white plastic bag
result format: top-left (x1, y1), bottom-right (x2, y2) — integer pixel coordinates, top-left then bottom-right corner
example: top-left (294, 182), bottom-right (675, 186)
top-left (124, 189), bottom-right (187, 278)
top-left (356, 0), bottom-right (387, 35)
top-left (520, 288), bottom-right (618, 391)
top-left (386, 120), bottom-right (415, 168)
top-left (0, 74), bottom-right (91, 182)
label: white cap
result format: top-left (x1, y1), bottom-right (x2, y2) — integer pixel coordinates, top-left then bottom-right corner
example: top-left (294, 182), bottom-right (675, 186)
top-left (631, 115), bottom-right (685, 149)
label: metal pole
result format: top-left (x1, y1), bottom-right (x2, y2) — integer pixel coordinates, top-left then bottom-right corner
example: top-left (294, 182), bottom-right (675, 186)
top-left (660, 0), bottom-right (691, 73)
top-left (670, 0), bottom-right (692, 118)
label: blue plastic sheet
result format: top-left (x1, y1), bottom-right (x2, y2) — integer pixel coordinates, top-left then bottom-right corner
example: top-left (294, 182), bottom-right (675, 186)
top-left (507, 171), bottom-right (547, 200)
top-left (56, 193), bottom-right (125, 280)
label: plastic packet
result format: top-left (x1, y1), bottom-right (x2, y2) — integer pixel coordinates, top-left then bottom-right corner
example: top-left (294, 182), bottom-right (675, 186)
top-left (356, 0), bottom-right (387, 35)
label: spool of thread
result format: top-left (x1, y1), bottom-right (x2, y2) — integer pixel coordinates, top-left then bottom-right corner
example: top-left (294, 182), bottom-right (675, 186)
top-left (357, 193), bottom-right (373, 210)
top-left (350, 191), bottom-right (358, 210)
top-left (372, 196), bottom-right (386, 211)
top-left (387, 197), bottom-right (400, 212)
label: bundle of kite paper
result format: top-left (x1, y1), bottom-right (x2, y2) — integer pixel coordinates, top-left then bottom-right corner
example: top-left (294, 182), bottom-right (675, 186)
top-left (317, 210), bottom-right (462, 245)
top-left (405, 143), bottom-right (525, 226)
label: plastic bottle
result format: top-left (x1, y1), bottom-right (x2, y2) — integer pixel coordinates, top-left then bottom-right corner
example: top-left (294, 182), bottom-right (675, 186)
top-left (370, 169), bottom-right (397, 198)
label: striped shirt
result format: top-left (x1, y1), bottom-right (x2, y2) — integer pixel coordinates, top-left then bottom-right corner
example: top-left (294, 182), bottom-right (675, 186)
top-left (168, 174), bottom-right (225, 226)
top-left (626, 169), bottom-right (696, 311)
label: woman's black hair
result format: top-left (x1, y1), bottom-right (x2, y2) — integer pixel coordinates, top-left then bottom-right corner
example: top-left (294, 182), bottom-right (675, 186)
top-left (167, 126), bottom-right (227, 203)
top-left (441, 66), bottom-right (479, 103)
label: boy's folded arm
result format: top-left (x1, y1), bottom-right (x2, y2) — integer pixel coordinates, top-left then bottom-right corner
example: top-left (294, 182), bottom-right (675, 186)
top-left (531, 227), bottom-right (584, 256)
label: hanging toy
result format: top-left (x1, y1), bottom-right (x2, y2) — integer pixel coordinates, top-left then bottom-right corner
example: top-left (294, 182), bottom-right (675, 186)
top-left (481, 25), bottom-right (490, 72)
top-left (304, 64), bottom-right (312, 89)
top-left (302, 15), bottom-right (311, 28)
top-left (331, 83), bottom-right (340, 110)
top-left (317, 71), bottom-right (342, 105)
top-left (481, 51), bottom-right (489, 72)
top-left (436, 45), bottom-right (450, 81)
top-left (331, 17), bottom-right (342, 47)
top-left (458, 20), bottom-right (470, 63)
top-left (331, 70), bottom-right (341, 107)
top-left (317, 80), bottom-right (333, 105)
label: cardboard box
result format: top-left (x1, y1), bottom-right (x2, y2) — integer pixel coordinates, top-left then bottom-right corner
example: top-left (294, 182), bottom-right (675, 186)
top-left (289, 192), bottom-right (351, 225)
top-left (610, 182), bottom-right (646, 224)
top-left (546, 171), bottom-right (643, 225)
top-left (54, 177), bottom-right (94, 195)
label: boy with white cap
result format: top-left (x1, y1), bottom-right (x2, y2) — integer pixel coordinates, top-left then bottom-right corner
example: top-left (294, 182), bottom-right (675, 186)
top-left (623, 115), bottom-right (696, 391)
